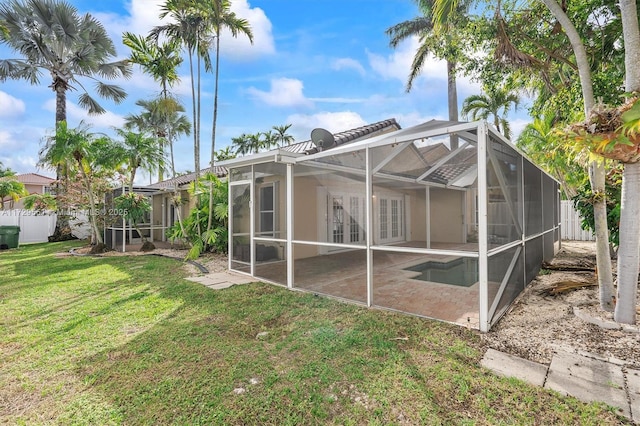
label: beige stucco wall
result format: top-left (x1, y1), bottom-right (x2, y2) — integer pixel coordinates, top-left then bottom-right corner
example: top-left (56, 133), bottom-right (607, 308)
top-left (292, 176), bottom-right (320, 259)
top-left (429, 188), bottom-right (464, 243)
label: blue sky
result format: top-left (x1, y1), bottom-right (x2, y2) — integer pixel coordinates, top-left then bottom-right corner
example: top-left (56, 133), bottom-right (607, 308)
top-left (0, 0), bottom-right (530, 183)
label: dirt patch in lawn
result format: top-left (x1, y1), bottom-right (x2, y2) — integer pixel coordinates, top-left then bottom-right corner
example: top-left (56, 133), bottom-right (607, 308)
top-left (484, 240), bottom-right (640, 367)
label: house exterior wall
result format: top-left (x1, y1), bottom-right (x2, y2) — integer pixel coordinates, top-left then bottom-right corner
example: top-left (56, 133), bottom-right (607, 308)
top-left (429, 188), bottom-right (464, 244)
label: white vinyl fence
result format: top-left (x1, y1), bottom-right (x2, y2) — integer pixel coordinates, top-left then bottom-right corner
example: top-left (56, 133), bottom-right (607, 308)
top-left (560, 200), bottom-right (595, 241)
top-left (0, 210), bottom-right (91, 244)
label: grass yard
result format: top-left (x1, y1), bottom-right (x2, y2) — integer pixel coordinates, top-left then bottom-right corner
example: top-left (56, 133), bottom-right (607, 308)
top-left (0, 242), bottom-right (626, 425)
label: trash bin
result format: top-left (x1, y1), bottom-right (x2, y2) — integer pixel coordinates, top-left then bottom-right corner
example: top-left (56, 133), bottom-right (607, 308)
top-left (0, 225), bottom-right (20, 249)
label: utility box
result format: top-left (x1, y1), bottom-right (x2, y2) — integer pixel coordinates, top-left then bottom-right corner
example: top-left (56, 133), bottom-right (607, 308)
top-left (0, 225), bottom-right (20, 249)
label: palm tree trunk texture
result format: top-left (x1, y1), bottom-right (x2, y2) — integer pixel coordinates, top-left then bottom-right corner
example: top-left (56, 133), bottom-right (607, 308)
top-left (50, 87), bottom-right (74, 242)
top-left (447, 60), bottom-right (459, 150)
top-left (614, 162), bottom-right (640, 323)
top-left (589, 161), bottom-right (615, 311)
top-left (614, 0), bottom-right (640, 323)
top-left (208, 29), bottom-right (221, 233)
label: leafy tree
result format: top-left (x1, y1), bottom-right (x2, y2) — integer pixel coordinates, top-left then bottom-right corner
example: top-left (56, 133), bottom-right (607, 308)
top-left (215, 146), bottom-right (236, 162)
top-left (0, 0), bottom-right (131, 240)
top-left (206, 0), bottom-right (253, 233)
top-left (125, 97), bottom-right (191, 240)
top-left (151, 0), bottom-right (213, 186)
top-left (167, 172), bottom-right (228, 259)
top-left (572, 166), bottom-right (622, 254)
top-left (387, 0), bottom-right (471, 148)
top-left (516, 113), bottom-right (585, 199)
top-left (461, 84), bottom-right (519, 137)
top-left (113, 192), bottom-right (154, 250)
top-left (0, 177), bottom-right (27, 209)
top-left (39, 122), bottom-right (120, 247)
top-left (123, 32), bottom-right (182, 181)
top-left (0, 161), bottom-right (16, 177)
top-left (433, 0), bottom-right (640, 322)
top-left (114, 129), bottom-right (165, 192)
top-left (22, 193), bottom-right (56, 212)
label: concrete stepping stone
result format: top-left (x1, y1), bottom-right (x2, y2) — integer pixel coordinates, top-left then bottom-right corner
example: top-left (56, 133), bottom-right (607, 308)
top-left (545, 351), bottom-right (629, 418)
top-left (627, 367), bottom-right (640, 423)
top-left (480, 348), bottom-right (548, 387)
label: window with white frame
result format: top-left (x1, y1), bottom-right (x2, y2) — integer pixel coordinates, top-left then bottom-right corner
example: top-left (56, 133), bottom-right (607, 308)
top-left (259, 183), bottom-right (276, 237)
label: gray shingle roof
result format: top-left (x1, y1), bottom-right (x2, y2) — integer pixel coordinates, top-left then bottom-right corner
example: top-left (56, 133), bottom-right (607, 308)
top-left (147, 166), bottom-right (228, 190)
top-left (147, 118), bottom-right (400, 189)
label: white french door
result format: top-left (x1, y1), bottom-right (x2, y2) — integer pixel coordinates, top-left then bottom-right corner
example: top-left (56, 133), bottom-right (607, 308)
top-left (328, 192), bottom-right (365, 244)
top-left (376, 195), bottom-right (405, 244)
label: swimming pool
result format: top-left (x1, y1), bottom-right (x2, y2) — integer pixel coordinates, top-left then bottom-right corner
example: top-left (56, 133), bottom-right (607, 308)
top-left (404, 258), bottom-right (479, 287)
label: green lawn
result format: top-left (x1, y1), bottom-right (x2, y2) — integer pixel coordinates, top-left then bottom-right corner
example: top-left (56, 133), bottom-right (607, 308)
top-left (0, 242), bottom-right (626, 425)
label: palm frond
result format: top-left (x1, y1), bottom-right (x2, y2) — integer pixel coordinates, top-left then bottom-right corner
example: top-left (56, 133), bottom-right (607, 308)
top-left (94, 82), bottom-right (127, 103)
top-left (77, 93), bottom-right (105, 115)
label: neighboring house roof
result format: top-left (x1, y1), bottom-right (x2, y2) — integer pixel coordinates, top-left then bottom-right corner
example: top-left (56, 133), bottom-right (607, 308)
top-left (148, 166), bottom-right (228, 190)
top-left (148, 118), bottom-right (401, 190)
top-left (13, 173), bottom-right (55, 185)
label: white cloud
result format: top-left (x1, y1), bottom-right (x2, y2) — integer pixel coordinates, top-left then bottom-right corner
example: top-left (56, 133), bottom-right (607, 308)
top-left (509, 117), bottom-right (531, 141)
top-left (246, 78), bottom-right (313, 107)
top-left (286, 111), bottom-right (367, 138)
top-left (43, 100), bottom-right (125, 130)
top-left (0, 130), bottom-right (17, 149)
top-left (0, 153), bottom-right (43, 174)
top-left (332, 58), bottom-right (366, 76)
top-left (93, 1), bottom-right (165, 46)
top-left (120, 70), bottom-right (194, 98)
top-left (222, 0), bottom-right (275, 60)
top-left (395, 112), bottom-right (447, 128)
top-left (367, 37), bottom-right (447, 84)
top-left (367, 37), bottom-right (481, 97)
top-left (0, 91), bottom-right (26, 118)
top-left (94, 0), bottom-right (274, 62)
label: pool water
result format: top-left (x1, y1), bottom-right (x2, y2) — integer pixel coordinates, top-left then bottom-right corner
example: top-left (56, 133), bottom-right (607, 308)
top-left (405, 258), bottom-right (479, 287)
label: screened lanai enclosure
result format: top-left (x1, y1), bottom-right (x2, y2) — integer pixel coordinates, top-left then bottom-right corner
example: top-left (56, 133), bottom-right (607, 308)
top-left (221, 120), bottom-right (560, 332)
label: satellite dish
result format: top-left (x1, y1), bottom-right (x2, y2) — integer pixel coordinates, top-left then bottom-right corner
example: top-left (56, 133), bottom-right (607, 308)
top-left (311, 128), bottom-right (336, 150)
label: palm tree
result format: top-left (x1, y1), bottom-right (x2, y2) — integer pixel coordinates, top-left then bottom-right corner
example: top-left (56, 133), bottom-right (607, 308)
top-left (231, 133), bottom-right (252, 156)
top-left (613, 0), bottom-right (640, 324)
top-left (272, 124), bottom-right (294, 147)
top-left (386, 0), bottom-right (467, 149)
top-left (0, 161), bottom-right (16, 177)
top-left (0, 0), bottom-right (131, 240)
top-left (516, 113), bottom-right (583, 199)
top-left (461, 85), bottom-right (519, 138)
top-left (151, 0), bottom-right (213, 187)
top-left (0, 177), bottom-right (27, 209)
top-left (123, 32), bottom-right (182, 181)
top-left (39, 122), bottom-right (120, 246)
top-left (206, 0), bottom-right (253, 232)
top-left (215, 146), bottom-right (236, 161)
top-left (114, 129), bottom-right (166, 192)
top-left (432, 0), bottom-right (615, 321)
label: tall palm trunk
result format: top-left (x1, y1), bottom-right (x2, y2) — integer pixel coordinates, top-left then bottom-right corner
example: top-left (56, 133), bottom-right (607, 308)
top-left (208, 25), bottom-right (221, 233)
top-left (447, 60), bottom-right (459, 150)
top-left (50, 86), bottom-right (74, 241)
top-left (541, 0), bottom-right (614, 311)
top-left (614, 0), bottom-right (640, 324)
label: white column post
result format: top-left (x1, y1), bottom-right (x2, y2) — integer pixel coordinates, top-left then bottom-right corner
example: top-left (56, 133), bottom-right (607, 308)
top-left (366, 147), bottom-right (373, 307)
top-left (477, 121), bottom-right (489, 332)
top-left (287, 163), bottom-right (293, 288)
